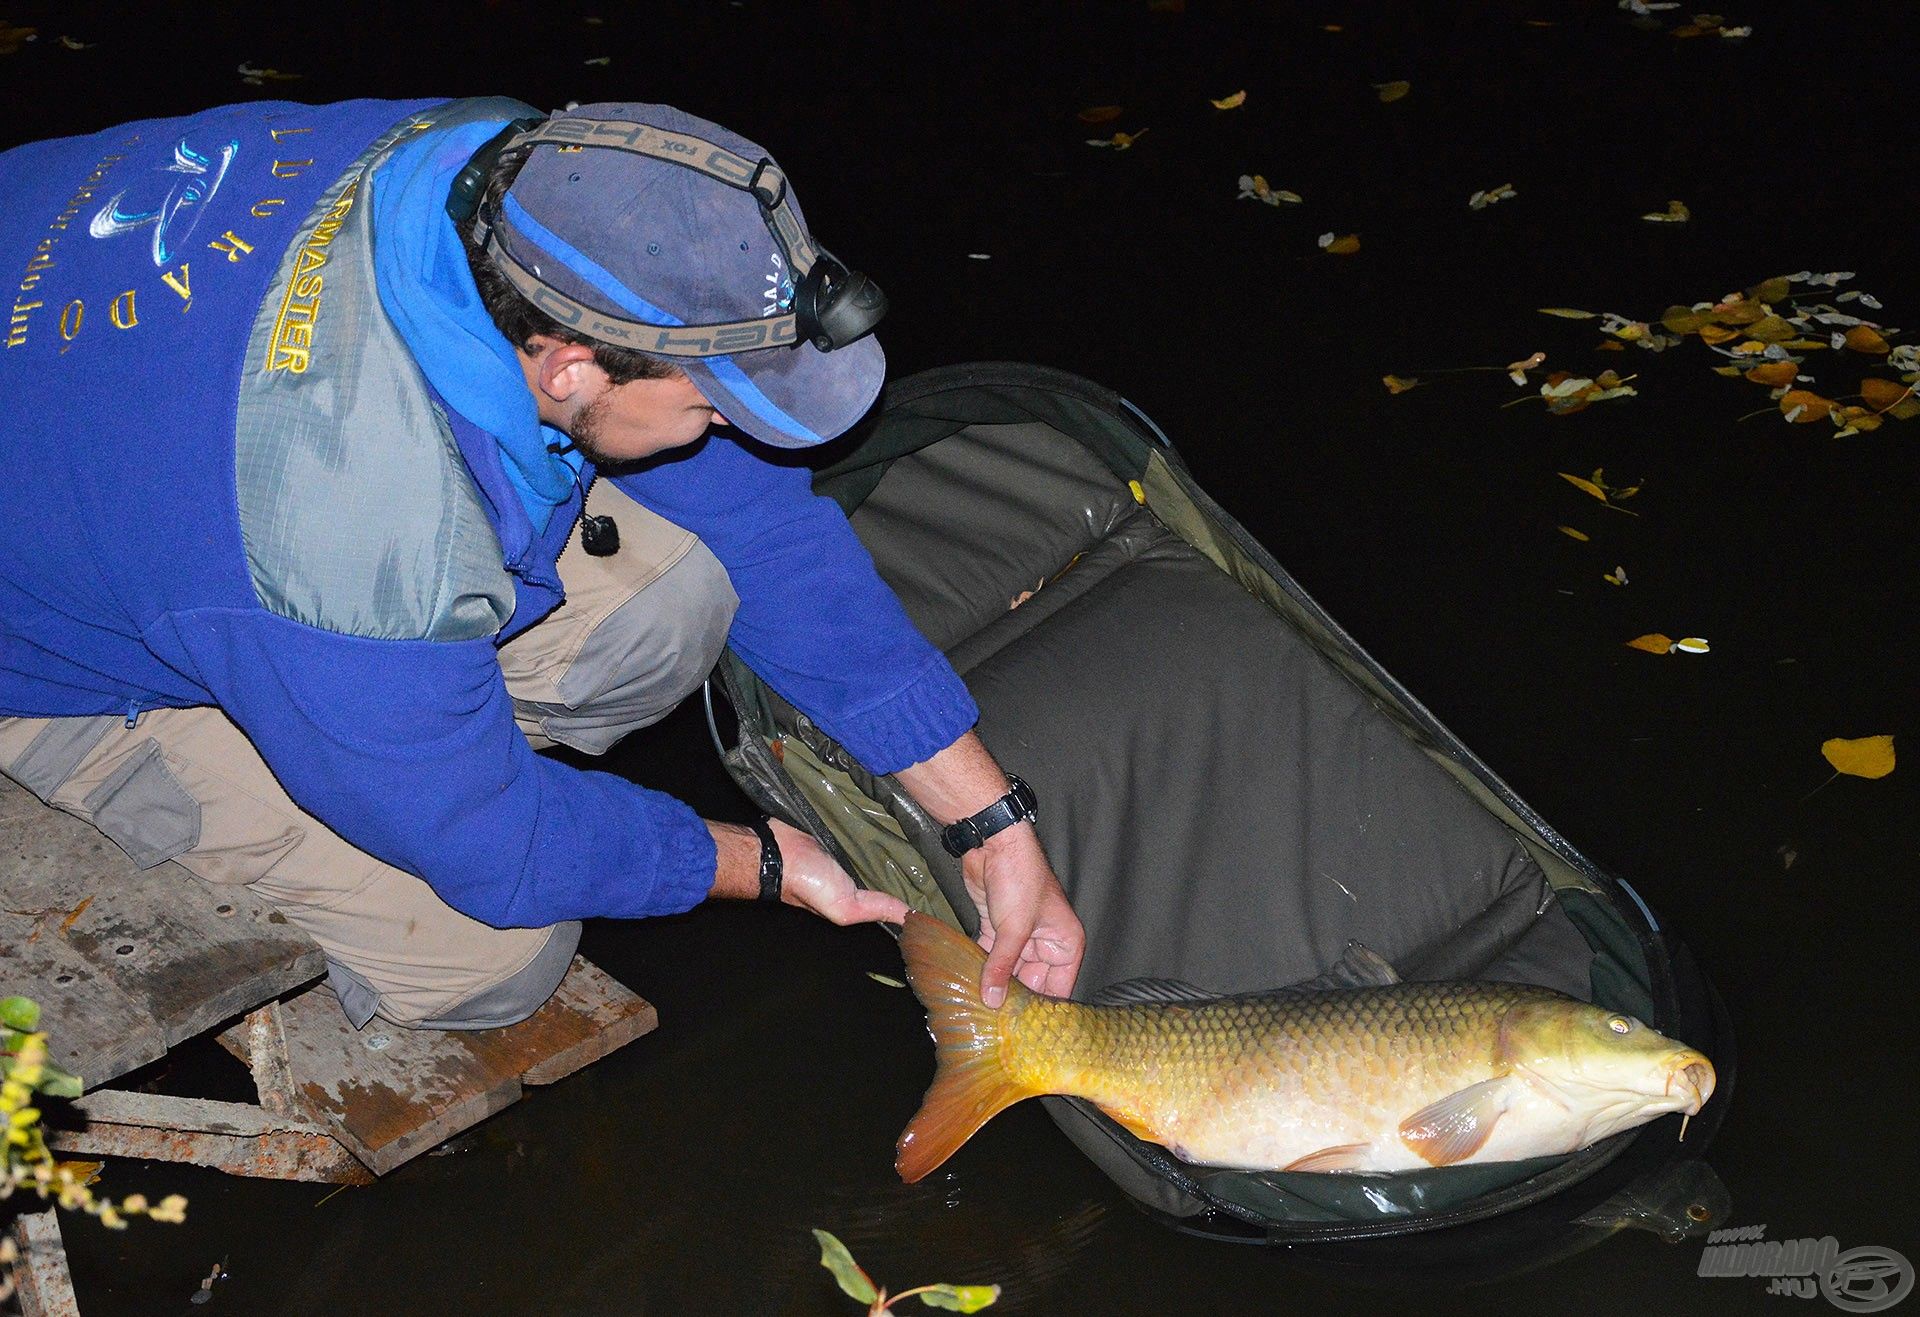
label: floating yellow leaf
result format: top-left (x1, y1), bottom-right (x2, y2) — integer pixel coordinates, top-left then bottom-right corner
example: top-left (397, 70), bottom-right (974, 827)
top-left (1077, 105), bottom-right (1124, 124)
top-left (1716, 300), bottom-right (1766, 325)
top-left (1318, 232), bottom-right (1361, 254)
top-left (1744, 361), bottom-right (1798, 387)
top-left (1842, 325), bottom-right (1890, 355)
top-left (1382, 374), bottom-right (1422, 394)
top-left (1745, 315), bottom-right (1797, 343)
top-left (1698, 324), bottom-right (1741, 345)
top-left (1831, 405), bottom-right (1883, 437)
top-left (1641, 200), bottom-right (1691, 223)
top-left (1540, 308), bottom-right (1599, 320)
top-left (1712, 365), bottom-right (1743, 377)
top-left (1322, 23), bottom-right (1344, 32)
top-left (1210, 90), bottom-right (1247, 110)
top-left (1781, 338), bottom-right (1828, 352)
top-left (1626, 634), bottom-right (1675, 654)
top-left (866, 972), bottom-right (906, 988)
top-left (1661, 305), bottom-right (1714, 335)
top-left (1087, 129), bottom-right (1148, 149)
top-left (1749, 276), bottom-right (1793, 304)
top-left (1374, 80), bottom-right (1411, 102)
top-left (1558, 472), bottom-right (1609, 502)
top-left (1604, 566), bottom-right (1628, 586)
top-left (1779, 389), bottom-right (1835, 424)
top-left (1557, 525), bottom-right (1591, 541)
top-left (1822, 735), bottom-right (1895, 780)
top-left (1674, 637), bottom-right (1711, 654)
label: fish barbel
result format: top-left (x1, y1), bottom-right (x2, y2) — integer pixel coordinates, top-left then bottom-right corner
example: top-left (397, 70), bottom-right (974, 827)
top-left (894, 913), bottom-right (1714, 1182)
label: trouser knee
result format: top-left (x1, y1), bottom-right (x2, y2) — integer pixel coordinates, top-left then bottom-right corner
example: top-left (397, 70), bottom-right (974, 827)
top-left (504, 526), bottom-right (739, 755)
top-left (327, 920), bottom-right (583, 1031)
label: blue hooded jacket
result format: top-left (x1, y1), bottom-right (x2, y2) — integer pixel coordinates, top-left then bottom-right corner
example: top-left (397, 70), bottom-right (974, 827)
top-left (0, 98), bottom-right (977, 927)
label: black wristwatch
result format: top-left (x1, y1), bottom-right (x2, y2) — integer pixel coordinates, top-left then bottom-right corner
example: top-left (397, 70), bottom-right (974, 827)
top-left (940, 775), bottom-right (1038, 857)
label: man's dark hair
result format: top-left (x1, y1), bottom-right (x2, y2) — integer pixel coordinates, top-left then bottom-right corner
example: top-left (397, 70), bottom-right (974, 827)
top-left (459, 140), bottom-right (679, 386)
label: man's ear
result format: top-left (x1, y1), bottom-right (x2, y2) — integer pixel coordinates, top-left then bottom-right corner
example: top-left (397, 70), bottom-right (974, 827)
top-left (523, 335), bottom-right (605, 405)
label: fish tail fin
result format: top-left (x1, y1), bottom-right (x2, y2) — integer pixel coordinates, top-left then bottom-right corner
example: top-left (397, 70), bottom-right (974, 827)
top-left (895, 912), bottom-right (1041, 1183)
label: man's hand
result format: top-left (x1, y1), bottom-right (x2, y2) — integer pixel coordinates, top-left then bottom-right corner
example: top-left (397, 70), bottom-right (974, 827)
top-left (769, 817), bottom-right (910, 926)
top-left (706, 818), bottom-right (909, 927)
top-left (895, 731), bottom-right (1086, 1006)
top-left (960, 821), bottom-right (1082, 1005)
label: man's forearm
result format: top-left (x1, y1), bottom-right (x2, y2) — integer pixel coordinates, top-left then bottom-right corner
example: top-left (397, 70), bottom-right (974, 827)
top-left (893, 729), bottom-right (1019, 826)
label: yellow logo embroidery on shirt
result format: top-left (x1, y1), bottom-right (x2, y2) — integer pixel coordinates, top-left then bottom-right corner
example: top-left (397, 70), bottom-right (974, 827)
top-left (265, 179), bottom-right (357, 373)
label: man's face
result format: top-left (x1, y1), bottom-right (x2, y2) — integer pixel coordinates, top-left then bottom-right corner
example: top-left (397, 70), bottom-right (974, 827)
top-left (567, 370), bottom-right (728, 467)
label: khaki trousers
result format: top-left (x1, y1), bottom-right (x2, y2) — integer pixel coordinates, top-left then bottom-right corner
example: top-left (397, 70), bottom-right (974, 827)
top-left (0, 481), bottom-right (737, 1029)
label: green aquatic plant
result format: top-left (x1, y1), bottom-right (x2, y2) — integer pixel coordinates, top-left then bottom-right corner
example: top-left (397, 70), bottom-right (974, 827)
top-left (811, 1229), bottom-right (999, 1315)
top-left (2, 996), bottom-right (186, 1303)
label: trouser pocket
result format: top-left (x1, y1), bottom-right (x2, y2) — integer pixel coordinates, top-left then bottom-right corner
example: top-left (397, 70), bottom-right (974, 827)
top-left (80, 738), bottom-right (203, 869)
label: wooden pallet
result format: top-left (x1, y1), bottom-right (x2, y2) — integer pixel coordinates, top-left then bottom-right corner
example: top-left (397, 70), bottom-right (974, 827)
top-left (2, 775), bottom-right (658, 1187)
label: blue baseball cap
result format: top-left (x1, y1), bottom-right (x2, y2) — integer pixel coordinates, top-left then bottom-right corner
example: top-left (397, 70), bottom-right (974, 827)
top-left (492, 102), bottom-right (885, 449)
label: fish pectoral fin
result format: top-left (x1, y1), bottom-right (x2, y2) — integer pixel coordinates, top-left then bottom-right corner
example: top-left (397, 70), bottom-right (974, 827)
top-left (1398, 1077), bottom-right (1516, 1166)
top-left (1281, 1142), bottom-right (1372, 1173)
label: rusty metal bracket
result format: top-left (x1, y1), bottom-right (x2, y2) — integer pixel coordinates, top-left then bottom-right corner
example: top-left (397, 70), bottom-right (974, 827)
top-left (48, 1091), bottom-right (373, 1185)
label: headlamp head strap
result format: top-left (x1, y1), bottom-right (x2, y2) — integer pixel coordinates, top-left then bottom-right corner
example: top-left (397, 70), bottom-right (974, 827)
top-left (474, 115), bottom-right (883, 356)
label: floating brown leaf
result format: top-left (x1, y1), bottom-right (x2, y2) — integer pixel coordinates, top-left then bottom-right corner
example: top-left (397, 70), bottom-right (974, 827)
top-left (1374, 80), bottom-right (1411, 103)
top-left (1626, 634), bottom-right (1675, 654)
top-left (1210, 90), bottom-right (1247, 110)
top-left (1540, 307), bottom-right (1599, 320)
top-left (1745, 315), bottom-right (1797, 343)
top-left (1662, 305), bottom-right (1714, 335)
top-left (1697, 324), bottom-right (1741, 345)
top-left (1318, 233), bottom-right (1361, 255)
top-left (1077, 105), bottom-right (1124, 124)
top-left (1842, 325), bottom-right (1890, 355)
top-left (1744, 361), bottom-right (1798, 387)
top-left (1382, 374), bottom-right (1422, 394)
top-left (1779, 389), bottom-right (1835, 424)
top-left (1642, 200), bottom-right (1691, 223)
top-left (1747, 276), bottom-right (1793, 304)
top-left (1557, 525), bottom-right (1591, 541)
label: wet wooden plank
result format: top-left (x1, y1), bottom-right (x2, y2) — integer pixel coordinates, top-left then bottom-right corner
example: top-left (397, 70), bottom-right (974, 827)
top-left (8, 1208), bottom-right (81, 1317)
top-left (255, 960), bottom-right (656, 1175)
top-left (268, 984), bottom-right (525, 1176)
top-left (506, 957), bottom-right (658, 1086)
top-left (0, 776), bottom-right (323, 1086)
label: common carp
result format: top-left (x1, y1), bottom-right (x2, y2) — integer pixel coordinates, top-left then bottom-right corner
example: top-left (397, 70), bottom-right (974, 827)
top-left (894, 913), bottom-right (1714, 1182)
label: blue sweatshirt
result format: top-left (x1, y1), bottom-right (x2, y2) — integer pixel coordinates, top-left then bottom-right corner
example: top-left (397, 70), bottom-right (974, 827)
top-left (0, 98), bottom-right (977, 927)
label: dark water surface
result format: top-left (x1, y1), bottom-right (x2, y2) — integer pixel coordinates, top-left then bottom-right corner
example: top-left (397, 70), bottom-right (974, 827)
top-left (5, 1), bottom-right (1916, 1312)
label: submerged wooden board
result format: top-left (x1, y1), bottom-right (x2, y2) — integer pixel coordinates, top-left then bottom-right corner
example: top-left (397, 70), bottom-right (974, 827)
top-left (253, 959), bottom-right (657, 1175)
top-left (0, 777), bottom-right (324, 1088)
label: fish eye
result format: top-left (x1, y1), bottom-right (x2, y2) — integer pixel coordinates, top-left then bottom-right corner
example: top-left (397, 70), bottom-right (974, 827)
top-left (1607, 1015), bottom-right (1634, 1035)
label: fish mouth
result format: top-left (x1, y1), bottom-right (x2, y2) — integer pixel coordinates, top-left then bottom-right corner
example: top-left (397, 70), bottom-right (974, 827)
top-left (1666, 1053), bottom-right (1716, 1112)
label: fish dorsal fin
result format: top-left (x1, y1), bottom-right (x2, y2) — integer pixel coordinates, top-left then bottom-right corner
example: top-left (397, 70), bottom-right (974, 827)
top-left (1398, 1076), bottom-right (1517, 1166)
top-left (1091, 942), bottom-right (1400, 1005)
top-left (1090, 977), bottom-right (1215, 1007)
top-left (1287, 941), bottom-right (1402, 992)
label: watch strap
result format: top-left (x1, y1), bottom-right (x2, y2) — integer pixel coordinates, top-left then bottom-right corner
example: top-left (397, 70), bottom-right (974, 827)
top-left (940, 775), bottom-right (1037, 857)
top-left (748, 816), bottom-right (783, 902)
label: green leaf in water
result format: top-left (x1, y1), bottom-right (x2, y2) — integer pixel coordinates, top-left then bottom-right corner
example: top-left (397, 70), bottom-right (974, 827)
top-left (812, 1229), bottom-right (878, 1305)
top-left (918, 1283), bottom-right (1002, 1311)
